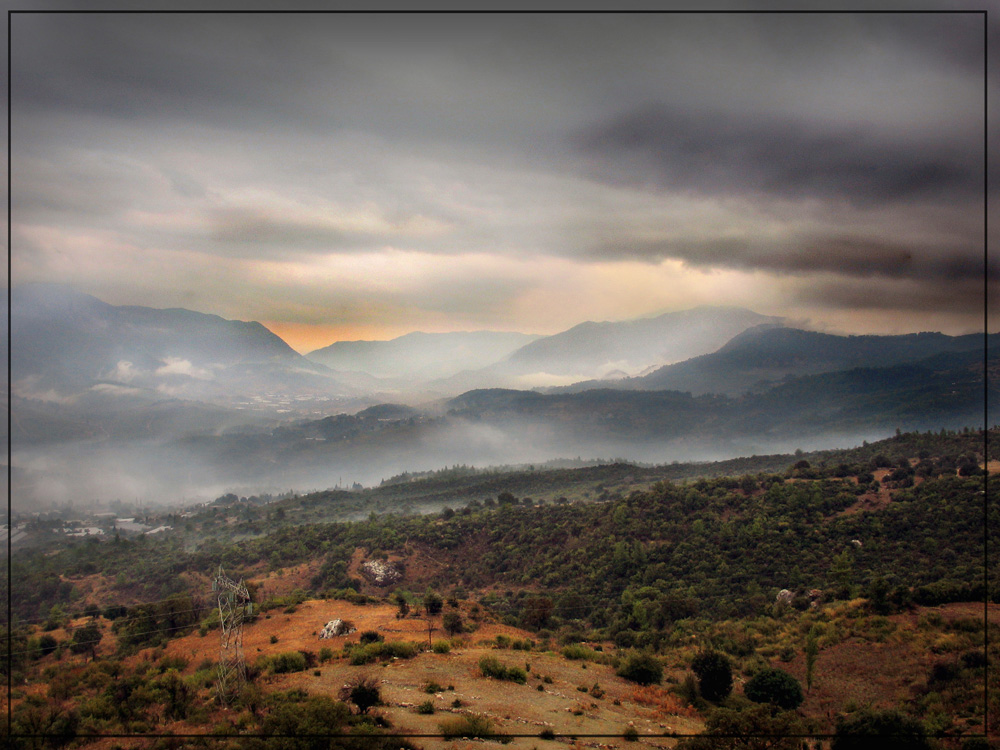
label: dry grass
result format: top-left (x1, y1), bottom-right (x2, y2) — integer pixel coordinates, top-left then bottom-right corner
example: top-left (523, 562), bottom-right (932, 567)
top-left (630, 685), bottom-right (699, 718)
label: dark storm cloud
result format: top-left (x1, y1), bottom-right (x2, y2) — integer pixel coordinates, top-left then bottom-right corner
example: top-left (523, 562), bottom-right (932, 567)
top-left (576, 104), bottom-right (984, 205)
top-left (593, 233), bottom-right (993, 282)
top-left (8, 9), bottom-right (995, 336)
top-left (10, 14), bottom-right (347, 126)
top-left (796, 276), bottom-right (992, 316)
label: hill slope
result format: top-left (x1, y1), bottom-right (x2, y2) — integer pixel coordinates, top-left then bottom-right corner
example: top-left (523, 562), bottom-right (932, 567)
top-left (307, 330), bottom-right (540, 381)
top-left (11, 283), bottom-right (356, 402)
top-left (626, 326), bottom-right (990, 396)
top-left (503, 306), bottom-right (782, 379)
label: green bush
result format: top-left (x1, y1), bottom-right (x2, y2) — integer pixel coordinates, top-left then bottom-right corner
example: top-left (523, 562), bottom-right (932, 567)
top-left (439, 713), bottom-right (509, 742)
top-left (349, 639), bottom-right (421, 665)
top-left (561, 644), bottom-right (596, 661)
top-left (416, 700), bottom-right (435, 714)
top-left (269, 651), bottom-right (307, 674)
top-left (479, 656), bottom-right (527, 683)
top-left (832, 709), bottom-right (931, 749)
top-left (432, 640), bottom-right (451, 654)
top-left (690, 650), bottom-right (733, 702)
top-left (744, 667), bottom-right (804, 710)
top-left (616, 653), bottom-right (663, 686)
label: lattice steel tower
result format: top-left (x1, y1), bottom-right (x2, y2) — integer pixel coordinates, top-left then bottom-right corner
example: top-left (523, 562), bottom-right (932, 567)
top-left (212, 565), bottom-right (252, 704)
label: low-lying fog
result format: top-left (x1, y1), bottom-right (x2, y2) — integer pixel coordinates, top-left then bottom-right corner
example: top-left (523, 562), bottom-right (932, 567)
top-left (10, 409), bottom-right (898, 513)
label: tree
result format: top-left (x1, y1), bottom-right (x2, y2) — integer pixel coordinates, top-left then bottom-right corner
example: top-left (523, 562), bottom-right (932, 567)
top-left (804, 629), bottom-right (819, 692)
top-left (423, 589), bottom-right (443, 616)
top-left (521, 596), bottom-right (554, 629)
top-left (744, 668), bottom-right (803, 710)
top-left (339, 673), bottom-right (381, 714)
top-left (11, 696), bottom-right (79, 750)
top-left (675, 704), bottom-right (805, 750)
top-left (36, 634), bottom-right (58, 658)
top-left (865, 577), bottom-right (892, 615)
top-left (830, 550), bottom-right (854, 599)
top-left (616, 652), bottom-right (663, 686)
top-left (70, 622), bottom-right (102, 660)
top-left (832, 709), bottom-right (931, 749)
top-left (442, 611), bottom-right (463, 636)
top-left (393, 592), bottom-right (410, 619)
top-left (259, 694), bottom-right (351, 750)
top-left (690, 650), bottom-right (733, 702)
top-left (153, 669), bottom-right (192, 721)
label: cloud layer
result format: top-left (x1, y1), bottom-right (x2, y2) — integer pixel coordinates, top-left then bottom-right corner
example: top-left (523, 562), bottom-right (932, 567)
top-left (10, 11), bottom-right (994, 348)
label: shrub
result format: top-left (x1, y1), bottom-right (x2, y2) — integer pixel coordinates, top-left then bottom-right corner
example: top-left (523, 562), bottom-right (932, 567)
top-left (479, 656), bottom-right (527, 683)
top-left (832, 709), bottom-right (931, 749)
top-left (37, 634), bottom-right (58, 658)
top-left (424, 590), bottom-right (444, 616)
top-left (416, 700), bottom-right (435, 714)
top-left (339, 674), bottom-right (381, 714)
top-left (69, 623), bottom-right (102, 656)
top-left (624, 726), bottom-right (639, 742)
top-left (432, 640), bottom-right (451, 654)
top-left (561, 644), bottom-right (595, 661)
top-left (439, 713), bottom-right (509, 742)
top-left (157, 655), bottom-right (188, 672)
top-left (744, 667), bottom-right (804, 710)
top-left (260, 694), bottom-right (351, 738)
top-left (348, 639), bottom-right (420, 665)
top-left (318, 647), bottom-right (334, 663)
top-left (424, 681), bottom-right (445, 694)
top-left (269, 651), bottom-right (307, 674)
top-left (443, 612), bottom-right (463, 636)
top-left (359, 631), bottom-right (383, 645)
top-left (616, 653), bottom-right (663, 686)
top-left (690, 650), bottom-right (733, 702)
top-left (269, 634), bottom-right (279, 644)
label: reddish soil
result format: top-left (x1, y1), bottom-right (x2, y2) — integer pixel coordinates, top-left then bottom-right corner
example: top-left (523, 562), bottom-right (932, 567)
top-left (770, 602), bottom-right (998, 733)
top-left (152, 600), bottom-right (704, 749)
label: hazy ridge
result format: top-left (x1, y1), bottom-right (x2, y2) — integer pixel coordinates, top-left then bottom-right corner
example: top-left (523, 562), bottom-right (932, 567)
top-left (7, 284), bottom-right (992, 509)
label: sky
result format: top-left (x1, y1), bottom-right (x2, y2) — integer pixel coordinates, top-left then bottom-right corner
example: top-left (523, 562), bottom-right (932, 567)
top-left (9, 7), bottom-right (997, 353)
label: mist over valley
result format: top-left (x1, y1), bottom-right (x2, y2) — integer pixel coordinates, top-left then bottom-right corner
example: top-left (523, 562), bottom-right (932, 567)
top-left (8, 284), bottom-right (993, 511)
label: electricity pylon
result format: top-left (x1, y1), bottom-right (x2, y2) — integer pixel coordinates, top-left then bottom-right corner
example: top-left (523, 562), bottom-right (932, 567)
top-left (212, 565), bottom-right (252, 704)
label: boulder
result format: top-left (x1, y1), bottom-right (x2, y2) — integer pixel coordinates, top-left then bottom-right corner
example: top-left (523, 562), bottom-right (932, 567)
top-left (360, 559), bottom-right (402, 586)
top-left (319, 619), bottom-right (356, 639)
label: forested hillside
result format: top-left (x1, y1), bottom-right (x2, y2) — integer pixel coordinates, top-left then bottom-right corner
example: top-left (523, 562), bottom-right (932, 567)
top-left (5, 428), bottom-right (994, 747)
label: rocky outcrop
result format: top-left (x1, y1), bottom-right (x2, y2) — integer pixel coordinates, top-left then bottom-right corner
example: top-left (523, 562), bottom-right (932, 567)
top-left (360, 559), bottom-right (402, 586)
top-left (319, 619), bottom-right (356, 639)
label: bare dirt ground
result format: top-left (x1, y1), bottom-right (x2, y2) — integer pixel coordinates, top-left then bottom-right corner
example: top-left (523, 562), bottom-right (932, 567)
top-left (154, 600), bottom-right (703, 749)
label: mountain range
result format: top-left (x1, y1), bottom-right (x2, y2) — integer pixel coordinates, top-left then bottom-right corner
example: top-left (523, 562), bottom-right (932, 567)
top-left (7, 283), bottom-right (992, 508)
top-left (553, 325), bottom-right (989, 396)
top-left (11, 283), bottom-right (357, 404)
top-left (10, 285), bottom-right (783, 403)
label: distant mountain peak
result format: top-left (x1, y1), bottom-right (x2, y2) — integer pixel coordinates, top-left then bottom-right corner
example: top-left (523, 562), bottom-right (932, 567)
top-left (502, 306), bottom-right (783, 377)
